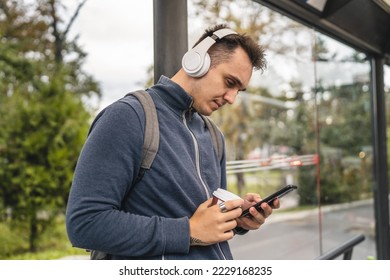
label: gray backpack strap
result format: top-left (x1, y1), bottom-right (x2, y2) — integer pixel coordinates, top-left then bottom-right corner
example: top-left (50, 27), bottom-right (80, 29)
top-left (131, 90), bottom-right (159, 169)
top-left (200, 115), bottom-right (223, 162)
top-left (126, 90), bottom-right (159, 183)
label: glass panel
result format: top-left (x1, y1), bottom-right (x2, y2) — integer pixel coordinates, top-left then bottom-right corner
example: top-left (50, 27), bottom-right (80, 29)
top-left (313, 33), bottom-right (375, 259)
top-left (189, 0), bottom-right (376, 259)
top-left (225, 26), bottom-right (322, 260)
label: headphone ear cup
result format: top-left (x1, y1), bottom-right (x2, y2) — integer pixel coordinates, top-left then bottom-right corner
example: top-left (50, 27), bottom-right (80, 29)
top-left (182, 51), bottom-right (210, 78)
top-left (182, 50), bottom-right (202, 77)
top-left (194, 53), bottom-right (211, 78)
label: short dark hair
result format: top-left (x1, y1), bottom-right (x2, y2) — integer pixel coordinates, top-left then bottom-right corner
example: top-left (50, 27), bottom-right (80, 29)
top-left (194, 24), bottom-right (266, 72)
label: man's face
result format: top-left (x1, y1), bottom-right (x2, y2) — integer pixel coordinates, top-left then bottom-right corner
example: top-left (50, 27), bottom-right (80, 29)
top-left (190, 47), bottom-right (253, 116)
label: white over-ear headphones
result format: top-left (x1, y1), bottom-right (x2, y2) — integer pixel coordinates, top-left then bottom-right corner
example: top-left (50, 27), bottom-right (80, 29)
top-left (182, 28), bottom-right (237, 78)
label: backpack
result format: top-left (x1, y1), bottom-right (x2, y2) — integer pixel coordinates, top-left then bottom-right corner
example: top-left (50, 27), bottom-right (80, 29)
top-left (90, 90), bottom-right (223, 259)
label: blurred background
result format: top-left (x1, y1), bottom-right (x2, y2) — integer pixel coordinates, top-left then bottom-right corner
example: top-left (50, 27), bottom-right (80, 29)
top-left (1, 0), bottom-right (389, 260)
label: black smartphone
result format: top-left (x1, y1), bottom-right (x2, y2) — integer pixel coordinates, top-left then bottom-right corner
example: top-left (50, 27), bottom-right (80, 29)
top-left (240, 184), bottom-right (298, 217)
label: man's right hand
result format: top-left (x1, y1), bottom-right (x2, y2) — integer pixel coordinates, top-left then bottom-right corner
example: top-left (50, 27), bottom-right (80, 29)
top-left (188, 197), bottom-right (244, 246)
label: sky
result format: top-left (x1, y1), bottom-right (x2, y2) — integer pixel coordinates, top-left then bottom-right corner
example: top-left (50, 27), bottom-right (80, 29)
top-left (64, 0), bottom-right (154, 110)
top-left (62, 0), bottom-right (390, 111)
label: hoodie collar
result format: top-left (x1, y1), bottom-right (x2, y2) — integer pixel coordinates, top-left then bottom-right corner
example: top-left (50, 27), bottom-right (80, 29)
top-left (150, 76), bottom-right (193, 115)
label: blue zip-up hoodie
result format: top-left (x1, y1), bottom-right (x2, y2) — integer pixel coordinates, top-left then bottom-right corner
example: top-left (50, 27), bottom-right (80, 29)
top-left (66, 76), bottom-right (233, 259)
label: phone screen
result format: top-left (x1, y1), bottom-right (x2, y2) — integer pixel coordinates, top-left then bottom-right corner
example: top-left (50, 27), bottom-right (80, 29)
top-left (240, 184), bottom-right (298, 217)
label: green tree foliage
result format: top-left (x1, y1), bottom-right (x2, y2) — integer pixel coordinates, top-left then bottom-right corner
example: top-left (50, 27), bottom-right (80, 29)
top-left (316, 81), bottom-right (372, 204)
top-left (0, 0), bottom-right (99, 252)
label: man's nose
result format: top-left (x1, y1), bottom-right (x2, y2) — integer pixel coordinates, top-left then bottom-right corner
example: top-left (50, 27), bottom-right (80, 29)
top-left (223, 89), bottom-right (239, 104)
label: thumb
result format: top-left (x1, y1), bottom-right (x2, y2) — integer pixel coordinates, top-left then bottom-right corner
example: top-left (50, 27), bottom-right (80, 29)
top-left (203, 197), bottom-right (214, 208)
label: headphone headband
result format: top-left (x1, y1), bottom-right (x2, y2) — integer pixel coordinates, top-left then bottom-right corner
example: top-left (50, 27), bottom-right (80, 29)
top-left (212, 28), bottom-right (237, 39)
top-left (182, 28), bottom-right (237, 78)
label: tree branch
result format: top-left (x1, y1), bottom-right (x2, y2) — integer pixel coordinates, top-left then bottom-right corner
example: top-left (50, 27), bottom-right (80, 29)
top-left (63, 0), bottom-right (87, 38)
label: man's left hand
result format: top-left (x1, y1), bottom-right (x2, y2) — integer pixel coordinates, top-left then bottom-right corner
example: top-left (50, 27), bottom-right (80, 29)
top-left (236, 193), bottom-right (280, 230)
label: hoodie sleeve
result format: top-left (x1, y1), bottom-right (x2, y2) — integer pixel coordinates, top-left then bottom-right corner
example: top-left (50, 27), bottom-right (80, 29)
top-left (65, 100), bottom-right (190, 257)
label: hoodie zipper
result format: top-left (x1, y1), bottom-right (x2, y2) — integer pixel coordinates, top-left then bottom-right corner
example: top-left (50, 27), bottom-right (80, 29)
top-left (182, 109), bottom-right (211, 199)
top-left (182, 107), bottom-right (227, 260)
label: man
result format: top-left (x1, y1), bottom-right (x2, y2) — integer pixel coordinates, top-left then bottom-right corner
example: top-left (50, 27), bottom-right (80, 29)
top-left (66, 24), bottom-right (279, 260)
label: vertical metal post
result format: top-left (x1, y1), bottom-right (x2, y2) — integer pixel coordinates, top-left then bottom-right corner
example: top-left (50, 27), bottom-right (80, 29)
top-left (370, 55), bottom-right (390, 260)
top-left (153, 0), bottom-right (188, 83)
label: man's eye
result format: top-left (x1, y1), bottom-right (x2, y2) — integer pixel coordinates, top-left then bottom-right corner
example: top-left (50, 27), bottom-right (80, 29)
top-left (226, 79), bottom-right (235, 88)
